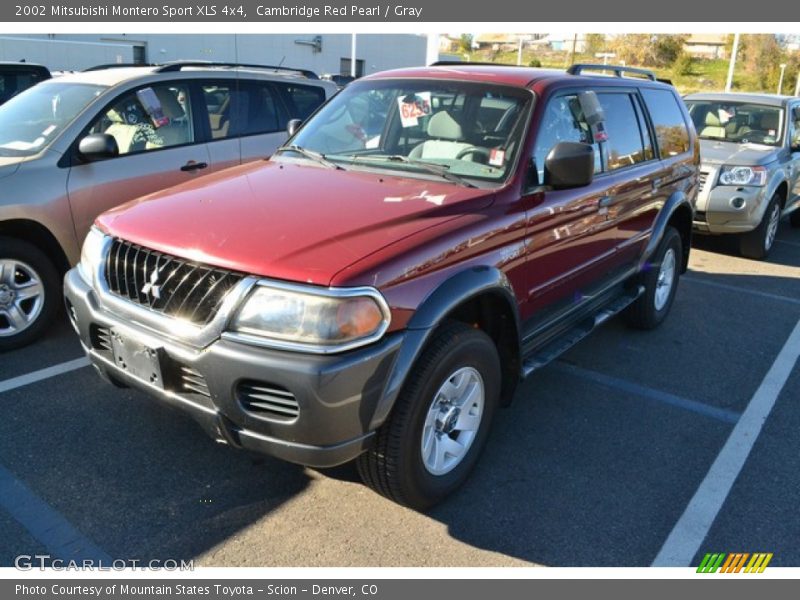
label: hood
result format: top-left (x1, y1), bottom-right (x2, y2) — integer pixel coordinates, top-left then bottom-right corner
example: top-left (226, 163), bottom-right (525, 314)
top-left (698, 139), bottom-right (780, 167)
top-left (0, 156), bottom-right (22, 180)
top-left (97, 160), bottom-right (494, 286)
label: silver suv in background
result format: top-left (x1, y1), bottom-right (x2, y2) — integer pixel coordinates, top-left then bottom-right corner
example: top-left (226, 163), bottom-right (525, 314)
top-left (685, 92), bottom-right (800, 259)
top-left (0, 62), bottom-right (337, 350)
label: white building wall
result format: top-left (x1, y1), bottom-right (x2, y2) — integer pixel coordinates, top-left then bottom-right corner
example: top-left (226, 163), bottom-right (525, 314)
top-left (0, 36), bottom-right (134, 70)
top-left (0, 34), bottom-right (428, 76)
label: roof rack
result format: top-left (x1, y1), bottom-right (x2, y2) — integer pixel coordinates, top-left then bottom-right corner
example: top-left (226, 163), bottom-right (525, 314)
top-left (83, 63), bottom-right (156, 71)
top-left (430, 61), bottom-right (528, 68)
top-left (154, 61), bottom-right (319, 79)
top-left (567, 64), bottom-right (657, 81)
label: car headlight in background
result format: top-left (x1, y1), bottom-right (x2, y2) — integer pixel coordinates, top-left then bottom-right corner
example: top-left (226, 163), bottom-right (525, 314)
top-left (230, 283), bottom-right (391, 352)
top-left (718, 165), bottom-right (767, 186)
top-left (78, 226), bottom-right (106, 284)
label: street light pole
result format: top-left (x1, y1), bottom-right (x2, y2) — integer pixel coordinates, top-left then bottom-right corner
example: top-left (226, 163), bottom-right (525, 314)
top-left (350, 33), bottom-right (357, 78)
top-left (777, 63), bottom-right (787, 95)
top-left (725, 33), bottom-right (740, 93)
top-left (795, 71), bottom-right (800, 97)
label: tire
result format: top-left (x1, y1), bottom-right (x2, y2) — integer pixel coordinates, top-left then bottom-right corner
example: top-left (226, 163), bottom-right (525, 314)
top-left (0, 236), bottom-right (61, 352)
top-left (739, 194), bottom-right (781, 260)
top-left (357, 321), bottom-right (501, 510)
top-left (624, 227), bottom-right (682, 331)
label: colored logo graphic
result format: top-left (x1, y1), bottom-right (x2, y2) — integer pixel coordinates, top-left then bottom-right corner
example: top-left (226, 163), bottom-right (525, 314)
top-left (697, 553), bottom-right (773, 573)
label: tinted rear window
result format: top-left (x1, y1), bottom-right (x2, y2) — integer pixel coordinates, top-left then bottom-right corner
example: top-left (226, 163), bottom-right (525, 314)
top-left (641, 89), bottom-right (691, 157)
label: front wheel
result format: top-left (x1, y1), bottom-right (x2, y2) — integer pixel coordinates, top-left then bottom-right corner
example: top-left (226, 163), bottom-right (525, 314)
top-left (739, 194), bottom-right (781, 259)
top-left (624, 227), bottom-right (682, 330)
top-left (0, 237), bottom-right (60, 352)
top-left (357, 321), bottom-right (500, 510)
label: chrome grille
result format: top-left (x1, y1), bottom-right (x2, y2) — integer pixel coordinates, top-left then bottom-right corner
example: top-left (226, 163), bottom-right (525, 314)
top-left (104, 239), bottom-right (245, 325)
top-left (699, 170), bottom-right (709, 193)
top-left (238, 381), bottom-right (300, 420)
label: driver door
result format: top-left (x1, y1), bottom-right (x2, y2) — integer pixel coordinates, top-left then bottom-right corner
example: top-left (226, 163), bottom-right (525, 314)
top-left (66, 81), bottom-right (211, 241)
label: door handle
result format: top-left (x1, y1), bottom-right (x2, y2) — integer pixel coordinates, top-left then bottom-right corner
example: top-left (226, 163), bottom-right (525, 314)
top-left (180, 161), bottom-right (208, 172)
top-left (652, 176), bottom-right (664, 190)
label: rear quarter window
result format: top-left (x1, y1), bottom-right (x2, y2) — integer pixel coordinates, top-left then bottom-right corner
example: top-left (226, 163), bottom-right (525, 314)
top-left (640, 89), bottom-right (691, 157)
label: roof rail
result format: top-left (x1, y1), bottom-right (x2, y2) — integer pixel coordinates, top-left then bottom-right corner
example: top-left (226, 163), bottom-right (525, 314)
top-left (154, 61), bottom-right (319, 79)
top-left (567, 63), bottom-right (657, 81)
top-left (83, 63), bottom-right (156, 71)
top-left (430, 61), bottom-right (529, 68)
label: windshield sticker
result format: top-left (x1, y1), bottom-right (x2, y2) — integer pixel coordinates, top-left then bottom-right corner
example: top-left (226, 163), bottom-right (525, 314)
top-left (398, 92), bottom-right (432, 128)
top-left (135, 87), bottom-right (169, 128)
top-left (489, 148), bottom-right (505, 167)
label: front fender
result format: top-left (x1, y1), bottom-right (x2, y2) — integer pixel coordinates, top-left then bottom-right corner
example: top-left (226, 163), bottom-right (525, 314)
top-left (369, 266), bottom-right (520, 429)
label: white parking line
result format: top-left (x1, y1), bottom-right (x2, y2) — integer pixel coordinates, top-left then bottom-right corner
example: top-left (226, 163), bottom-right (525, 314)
top-left (652, 317), bottom-right (800, 566)
top-left (683, 276), bottom-right (800, 306)
top-left (0, 357), bottom-right (90, 394)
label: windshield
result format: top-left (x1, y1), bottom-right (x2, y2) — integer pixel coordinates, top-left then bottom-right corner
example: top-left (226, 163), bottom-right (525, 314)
top-left (0, 81), bottom-right (105, 157)
top-left (286, 79), bottom-right (533, 183)
top-left (686, 100), bottom-right (784, 147)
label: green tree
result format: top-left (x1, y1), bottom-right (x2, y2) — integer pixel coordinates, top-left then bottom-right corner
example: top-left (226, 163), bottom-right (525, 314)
top-left (457, 34), bottom-right (474, 60)
top-left (585, 34), bottom-right (606, 56)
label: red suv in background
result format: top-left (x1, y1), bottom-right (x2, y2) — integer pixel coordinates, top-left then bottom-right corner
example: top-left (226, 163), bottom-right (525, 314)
top-left (64, 63), bottom-right (698, 509)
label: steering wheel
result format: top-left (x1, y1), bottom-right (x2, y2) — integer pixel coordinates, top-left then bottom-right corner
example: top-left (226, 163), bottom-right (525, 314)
top-left (455, 146), bottom-right (491, 162)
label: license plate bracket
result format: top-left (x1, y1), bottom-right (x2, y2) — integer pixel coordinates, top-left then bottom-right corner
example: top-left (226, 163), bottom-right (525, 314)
top-left (110, 330), bottom-right (163, 389)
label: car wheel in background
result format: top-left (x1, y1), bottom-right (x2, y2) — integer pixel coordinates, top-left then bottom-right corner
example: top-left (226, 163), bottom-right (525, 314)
top-left (739, 194), bottom-right (781, 260)
top-left (0, 236), bottom-right (60, 352)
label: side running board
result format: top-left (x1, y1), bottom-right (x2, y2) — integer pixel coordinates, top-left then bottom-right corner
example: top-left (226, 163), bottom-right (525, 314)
top-left (521, 285), bottom-right (644, 377)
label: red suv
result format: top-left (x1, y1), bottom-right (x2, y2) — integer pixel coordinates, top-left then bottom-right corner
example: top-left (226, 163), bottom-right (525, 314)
top-left (64, 63), bottom-right (698, 509)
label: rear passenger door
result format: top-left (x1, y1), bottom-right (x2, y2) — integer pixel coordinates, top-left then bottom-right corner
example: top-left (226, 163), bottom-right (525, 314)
top-left (593, 89), bottom-right (663, 265)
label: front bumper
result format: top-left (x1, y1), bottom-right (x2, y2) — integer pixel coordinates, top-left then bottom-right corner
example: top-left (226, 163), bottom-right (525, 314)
top-left (693, 168), bottom-right (769, 234)
top-left (64, 268), bottom-right (404, 467)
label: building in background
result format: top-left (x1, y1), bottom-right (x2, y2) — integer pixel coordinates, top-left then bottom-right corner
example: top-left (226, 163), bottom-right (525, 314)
top-left (683, 34), bottom-right (728, 59)
top-left (0, 34), bottom-right (428, 77)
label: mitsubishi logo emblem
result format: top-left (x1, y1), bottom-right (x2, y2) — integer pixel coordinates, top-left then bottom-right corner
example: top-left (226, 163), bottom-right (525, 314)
top-left (141, 268), bottom-right (162, 299)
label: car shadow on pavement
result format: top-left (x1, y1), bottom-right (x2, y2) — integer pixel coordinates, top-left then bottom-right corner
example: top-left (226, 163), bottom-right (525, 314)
top-left (0, 368), bottom-right (312, 565)
top-left (692, 222), bottom-right (800, 269)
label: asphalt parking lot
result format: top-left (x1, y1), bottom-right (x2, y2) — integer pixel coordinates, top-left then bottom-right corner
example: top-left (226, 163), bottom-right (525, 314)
top-left (1, 224), bottom-right (798, 568)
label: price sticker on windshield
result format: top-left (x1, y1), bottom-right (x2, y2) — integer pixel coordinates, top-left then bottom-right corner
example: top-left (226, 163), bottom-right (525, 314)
top-left (397, 92), bottom-right (432, 127)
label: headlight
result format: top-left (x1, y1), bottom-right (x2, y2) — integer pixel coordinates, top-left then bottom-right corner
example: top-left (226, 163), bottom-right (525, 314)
top-left (719, 165), bottom-right (767, 186)
top-left (77, 226), bottom-right (106, 284)
top-left (230, 283), bottom-right (391, 352)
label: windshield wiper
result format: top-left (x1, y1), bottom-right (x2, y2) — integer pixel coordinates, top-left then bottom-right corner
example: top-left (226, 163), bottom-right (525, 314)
top-left (346, 154), bottom-right (477, 188)
top-left (273, 145), bottom-right (344, 170)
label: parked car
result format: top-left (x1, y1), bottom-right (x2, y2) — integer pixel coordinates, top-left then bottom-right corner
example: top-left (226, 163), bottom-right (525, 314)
top-left (684, 92), bottom-right (800, 259)
top-left (65, 63), bottom-right (698, 509)
top-left (0, 62), bottom-right (337, 350)
top-left (0, 62), bottom-right (51, 105)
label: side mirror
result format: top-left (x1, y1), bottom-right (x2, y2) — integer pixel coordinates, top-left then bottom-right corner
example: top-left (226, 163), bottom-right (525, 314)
top-left (78, 133), bottom-right (119, 161)
top-left (287, 119), bottom-right (302, 137)
top-left (544, 142), bottom-right (595, 189)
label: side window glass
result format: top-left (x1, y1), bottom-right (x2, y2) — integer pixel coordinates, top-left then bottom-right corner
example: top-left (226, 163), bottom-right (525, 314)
top-left (241, 82), bottom-right (281, 135)
top-left (640, 89), bottom-right (691, 157)
top-left (202, 84), bottom-right (233, 140)
top-left (281, 84), bottom-right (327, 121)
top-left (597, 93), bottom-right (649, 171)
top-left (88, 83), bottom-right (193, 156)
top-left (791, 107), bottom-right (800, 147)
top-left (533, 95), bottom-right (601, 184)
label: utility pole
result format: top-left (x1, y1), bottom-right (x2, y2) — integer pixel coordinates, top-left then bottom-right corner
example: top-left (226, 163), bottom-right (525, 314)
top-left (567, 33), bottom-right (579, 66)
top-left (795, 71), bottom-right (800, 97)
top-left (777, 63), bottom-right (787, 95)
top-left (517, 35), bottom-right (524, 66)
top-left (350, 33), bottom-right (357, 78)
top-left (725, 33), bottom-right (740, 92)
